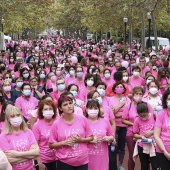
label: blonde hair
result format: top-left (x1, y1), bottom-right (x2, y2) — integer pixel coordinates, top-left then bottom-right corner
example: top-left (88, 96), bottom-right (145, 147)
top-left (2, 79), bottom-right (11, 86)
top-left (5, 106), bottom-right (28, 134)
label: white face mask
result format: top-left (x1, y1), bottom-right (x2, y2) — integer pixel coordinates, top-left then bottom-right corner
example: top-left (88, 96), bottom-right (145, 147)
top-left (149, 88), bottom-right (158, 95)
top-left (43, 110), bottom-right (54, 119)
top-left (167, 101), bottom-right (170, 108)
top-left (10, 117), bottom-right (22, 127)
top-left (122, 76), bottom-right (128, 82)
top-left (133, 71), bottom-right (139, 77)
top-left (87, 109), bottom-right (99, 118)
top-left (146, 79), bottom-right (152, 85)
top-left (87, 80), bottom-right (94, 86)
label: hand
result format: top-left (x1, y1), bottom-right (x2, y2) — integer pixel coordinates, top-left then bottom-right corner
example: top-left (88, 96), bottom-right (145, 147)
top-left (144, 131), bottom-right (153, 138)
top-left (103, 136), bottom-right (113, 143)
top-left (112, 138), bottom-right (116, 145)
top-left (91, 136), bottom-right (102, 144)
top-left (141, 136), bottom-right (147, 140)
top-left (118, 100), bottom-right (125, 108)
top-left (5, 150), bottom-right (20, 157)
top-left (164, 151), bottom-right (170, 160)
top-left (62, 137), bottom-right (76, 146)
top-left (39, 163), bottom-right (47, 170)
top-left (72, 134), bottom-right (83, 143)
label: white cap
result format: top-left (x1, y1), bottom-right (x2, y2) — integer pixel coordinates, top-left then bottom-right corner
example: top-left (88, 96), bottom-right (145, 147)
top-left (150, 52), bottom-right (156, 56)
top-left (0, 151), bottom-right (12, 170)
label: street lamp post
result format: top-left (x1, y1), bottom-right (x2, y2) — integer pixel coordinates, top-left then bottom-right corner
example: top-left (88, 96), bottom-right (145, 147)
top-left (1, 18), bottom-right (4, 32)
top-left (147, 12), bottom-right (151, 48)
top-left (123, 17), bottom-right (128, 46)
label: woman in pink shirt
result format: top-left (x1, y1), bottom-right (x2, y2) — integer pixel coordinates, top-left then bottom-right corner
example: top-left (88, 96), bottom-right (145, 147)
top-left (86, 100), bottom-right (115, 170)
top-left (133, 102), bottom-right (157, 170)
top-left (15, 83), bottom-right (38, 122)
top-left (74, 66), bottom-right (86, 90)
top-left (109, 82), bottom-right (130, 170)
top-left (49, 95), bottom-right (93, 170)
top-left (20, 67), bottom-right (31, 84)
top-left (45, 72), bottom-right (57, 93)
top-left (38, 69), bottom-right (46, 88)
top-left (65, 66), bottom-right (76, 85)
top-left (102, 68), bottom-right (114, 86)
top-left (157, 68), bottom-right (170, 94)
top-left (0, 106), bottom-right (39, 170)
top-left (33, 99), bottom-right (57, 170)
top-left (79, 74), bottom-right (96, 103)
top-left (122, 86), bottom-right (154, 170)
top-left (154, 90), bottom-right (170, 169)
top-left (8, 55), bottom-right (15, 70)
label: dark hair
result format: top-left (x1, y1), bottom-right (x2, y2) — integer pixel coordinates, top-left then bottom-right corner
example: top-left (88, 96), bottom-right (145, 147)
top-left (86, 100), bottom-right (102, 118)
top-left (61, 91), bottom-right (74, 97)
top-left (114, 71), bottom-right (123, 82)
top-left (0, 89), bottom-right (6, 104)
top-left (87, 64), bottom-right (95, 74)
top-left (42, 94), bottom-right (52, 100)
top-left (162, 90), bottom-right (170, 109)
top-left (92, 67), bottom-right (100, 74)
top-left (132, 66), bottom-right (141, 72)
top-left (67, 84), bottom-right (79, 92)
top-left (137, 102), bottom-right (149, 114)
top-left (147, 80), bottom-right (159, 89)
top-left (0, 101), bottom-right (14, 122)
top-left (87, 90), bottom-right (99, 100)
top-left (14, 63), bottom-right (22, 72)
top-left (21, 83), bottom-right (31, 91)
top-left (84, 74), bottom-right (95, 87)
top-left (58, 95), bottom-right (73, 115)
top-left (132, 86), bottom-right (144, 96)
top-left (37, 99), bottom-right (56, 119)
top-left (117, 67), bottom-right (127, 72)
top-left (103, 68), bottom-right (111, 75)
top-left (20, 67), bottom-right (30, 80)
top-left (112, 82), bottom-right (126, 94)
top-left (96, 82), bottom-right (107, 89)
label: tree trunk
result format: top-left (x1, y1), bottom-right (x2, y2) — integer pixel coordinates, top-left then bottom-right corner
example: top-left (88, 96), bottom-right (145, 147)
top-left (129, 6), bottom-right (133, 50)
top-left (151, 11), bottom-right (158, 52)
top-left (140, 7), bottom-right (145, 51)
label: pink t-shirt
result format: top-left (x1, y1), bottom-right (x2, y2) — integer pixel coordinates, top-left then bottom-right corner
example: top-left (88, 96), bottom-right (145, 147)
top-left (122, 102), bottom-right (154, 136)
top-left (88, 118), bottom-right (114, 170)
top-left (109, 96), bottom-right (130, 127)
top-left (8, 64), bottom-right (15, 70)
top-left (15, 96), bottom-right (38, 120)
top-left (155, 109), bottom-right (170, 153)
top-left (141, 66), bottom-right (150, 76)
top-left (0, 129), bottom-right (37, 170)
top-left (129, 76), bottom-right (145, 89)
top-left (49, 114), bottom-right (92, 166)
top-left (74, 79), bottom-right (86, 92)
top-left (0, 121), bottom-right (5, 133)
top-left (46, 79), bottom-right (57, 92)
top-left (65, 76), bottom-right (76, 85)
top-left (133, 113), bottom-right (155, 147)
top-left (33, 119), bottom-right (57, 163)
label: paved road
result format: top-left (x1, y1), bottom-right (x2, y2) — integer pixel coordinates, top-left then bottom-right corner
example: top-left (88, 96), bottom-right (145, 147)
top-left (122, 145), bottom-right (140, 170)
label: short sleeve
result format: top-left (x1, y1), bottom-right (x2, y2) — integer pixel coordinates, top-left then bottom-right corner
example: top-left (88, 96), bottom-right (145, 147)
top-left (32, 122), bottom-right (40, 141)
top-left (133, 119), bottom-right (140, 134)
top-left (28, 129), bottom-right (37, 146)
top-left (84, 117), bottom-right (93, 137)
top-left (105, 119), bottom-right (114, 137)
top-left (108, 107), bottom-right (115, 120)
top-left (49, 121), bottom-right (58, 143)
top-left (155, 110), bottom-right (164, 128)
top-left (0, 133), bottom-right (11, 151)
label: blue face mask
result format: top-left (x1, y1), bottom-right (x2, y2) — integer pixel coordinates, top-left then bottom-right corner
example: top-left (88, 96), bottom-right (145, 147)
top-left (40, 63), bottom-right (44, 66)
top-left (23, 73), bottom-right (29, 78)
top-left (69, 70), bottom-right (75, 76)
top-left (96, 97), bottom-right (103, 105)
top-left (39, 74), bottom-right (45, 79)
top-left (104, 73), bottom-right (110, 79)
top-left (58, 84), bottom-right (65, 91)
top-left (16, 82), bottom-right (23, 88)
top-left (97, 89), bottom-right (106, 97)
top-left (77, 72), bottom-right (83, 78)
top-left (70, 91), bottom-right (78, 98)
top-left (48, 61), bottom-right (53, 65)
top-left (23, 89), bottom-right (31, 96)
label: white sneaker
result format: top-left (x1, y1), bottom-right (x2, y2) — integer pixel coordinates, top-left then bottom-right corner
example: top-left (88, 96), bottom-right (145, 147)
top-left (118, 165), bottom-right (125, 170)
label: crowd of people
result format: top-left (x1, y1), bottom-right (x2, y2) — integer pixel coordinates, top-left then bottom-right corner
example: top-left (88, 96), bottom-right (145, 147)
top-left (0, 37), bottom-right (170, 170)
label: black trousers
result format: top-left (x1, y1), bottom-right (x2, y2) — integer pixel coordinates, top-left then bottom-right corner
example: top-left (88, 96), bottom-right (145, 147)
top-left (156, 152), bottom-right (170, 170)
top-left (138, 146), bottom-right (158, 170)
top-left (57, 160), bottom-right (88, 170)
top-left (108, 144), bottom-right (118, 170)
top-left (35, 160), bottom-right (57, 170)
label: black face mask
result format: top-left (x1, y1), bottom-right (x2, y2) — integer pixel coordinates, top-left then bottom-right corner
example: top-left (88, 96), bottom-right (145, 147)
top-left (1, 66), bottom-right (5, 71)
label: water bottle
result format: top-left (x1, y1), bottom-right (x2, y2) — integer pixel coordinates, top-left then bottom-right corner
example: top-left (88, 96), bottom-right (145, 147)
top-left (140, 139), bottom-right (154, 143)
top-left (110, 143), bottom-right (115, 152)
